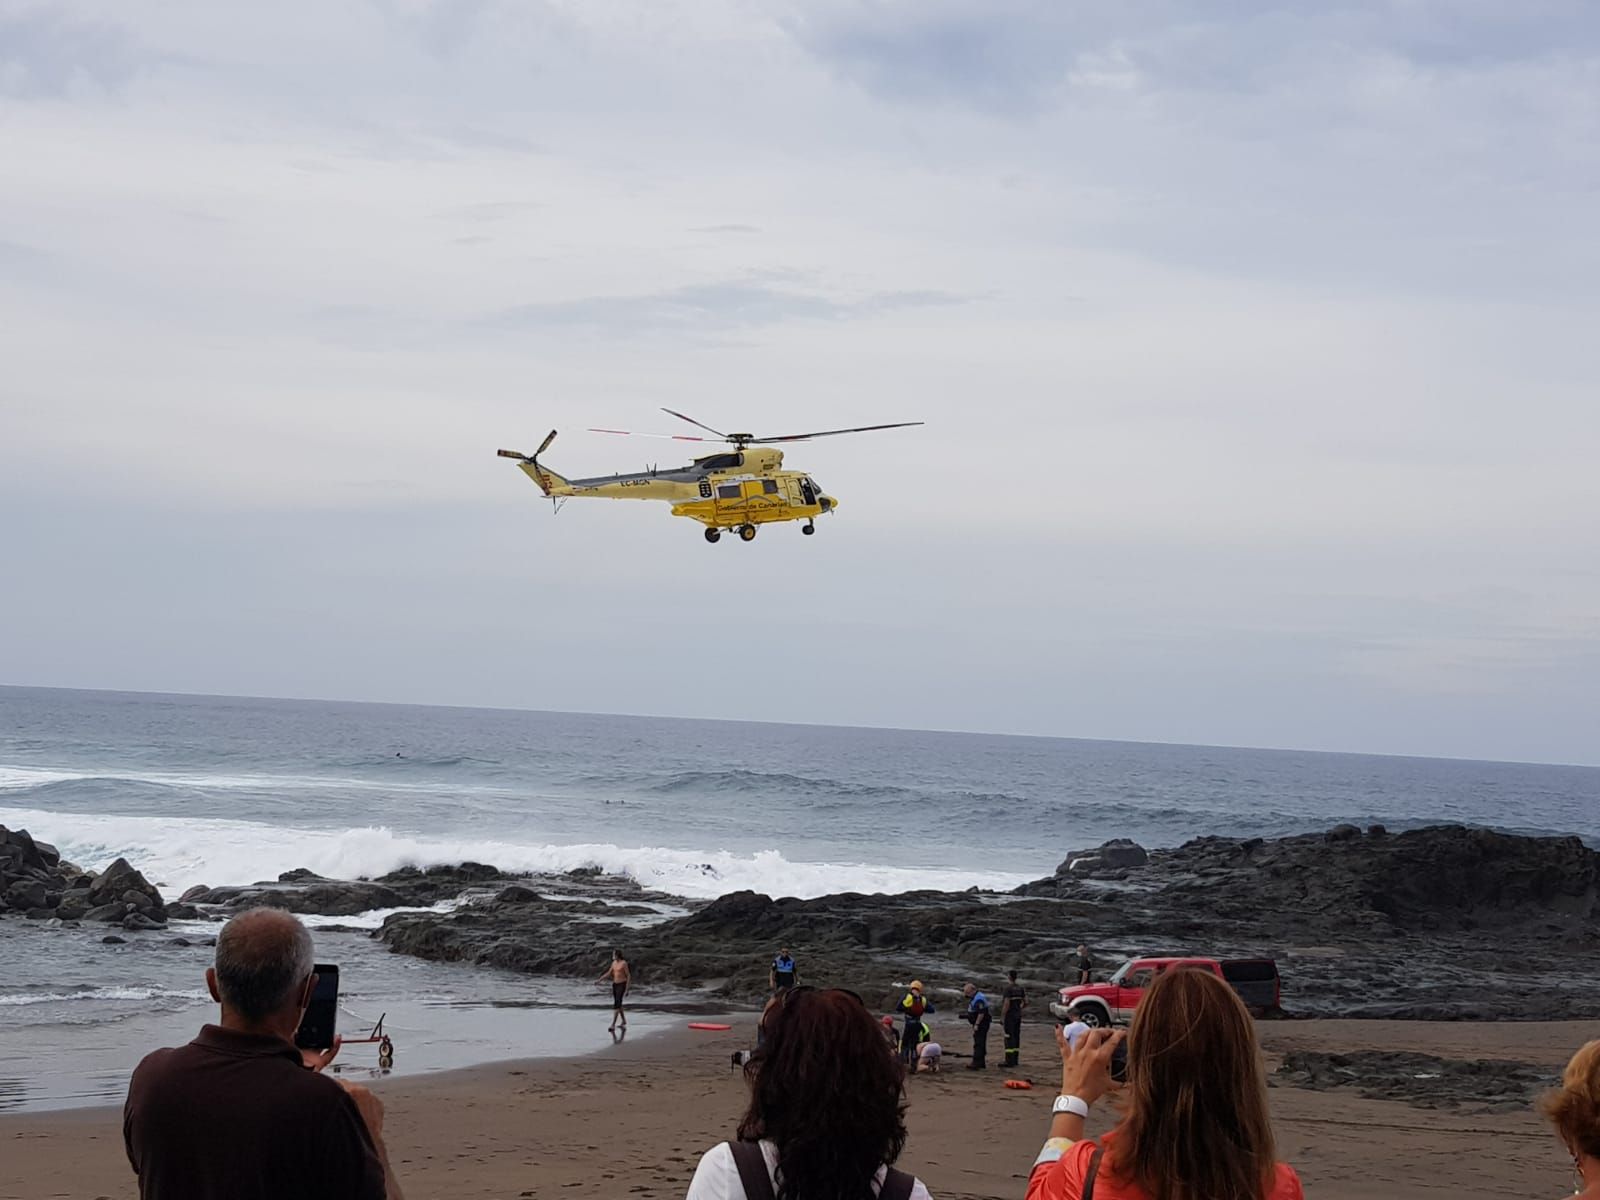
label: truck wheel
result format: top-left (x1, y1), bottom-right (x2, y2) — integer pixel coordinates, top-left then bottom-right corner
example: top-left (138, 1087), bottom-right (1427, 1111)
top-left (1074, 1007), bottom-right (1107, 1029)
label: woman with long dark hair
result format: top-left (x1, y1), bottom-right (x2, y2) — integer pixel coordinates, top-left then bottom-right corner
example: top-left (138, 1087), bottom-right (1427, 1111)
top-left (1026, 967), bottom-right (1303, 1200)
top-left (685, 987), bottom-right (932, 1200)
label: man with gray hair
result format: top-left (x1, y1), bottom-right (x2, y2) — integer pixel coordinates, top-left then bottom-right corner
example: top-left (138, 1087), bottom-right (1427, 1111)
top-left (123, 908), bottom-right (403, 1199)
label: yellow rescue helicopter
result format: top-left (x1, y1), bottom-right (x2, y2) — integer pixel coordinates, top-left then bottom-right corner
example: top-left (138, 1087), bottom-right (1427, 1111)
top-left (497, 409), bottom-right (923, 543)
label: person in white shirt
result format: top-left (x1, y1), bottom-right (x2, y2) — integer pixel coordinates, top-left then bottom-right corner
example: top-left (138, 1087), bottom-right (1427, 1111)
top-left (916, 1041), bottom-right (942, 1073)
top-left (1060, 1019), bottom-right (1091, 1050)
top-left (685, 987), bottom-right (933, 1200)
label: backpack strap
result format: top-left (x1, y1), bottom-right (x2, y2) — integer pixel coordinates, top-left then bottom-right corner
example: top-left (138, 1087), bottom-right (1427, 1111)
top-left (1082, 1144), bottom-right (1105, 1200)
top-left (879, 1167), bottom-right (916, 1200)
top-left (728, 1141), bottom-right (777, 1200)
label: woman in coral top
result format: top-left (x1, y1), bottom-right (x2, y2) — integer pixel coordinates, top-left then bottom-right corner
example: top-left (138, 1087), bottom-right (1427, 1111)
top-left (1026, 967), bottom-right (1303, 1200)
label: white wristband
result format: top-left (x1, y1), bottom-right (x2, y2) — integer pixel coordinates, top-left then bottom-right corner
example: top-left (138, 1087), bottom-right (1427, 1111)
top-left (1052, 1094), bottom-right (1090, 1118)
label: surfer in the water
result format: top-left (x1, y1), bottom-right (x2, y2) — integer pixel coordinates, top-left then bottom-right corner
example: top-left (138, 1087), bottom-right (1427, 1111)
top-left (597, 949), bottom-right (630, 1032)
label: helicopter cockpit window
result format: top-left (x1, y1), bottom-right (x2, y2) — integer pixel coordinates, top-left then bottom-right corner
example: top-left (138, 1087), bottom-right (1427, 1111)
top-left (699, 453), bottom-right (743, 471)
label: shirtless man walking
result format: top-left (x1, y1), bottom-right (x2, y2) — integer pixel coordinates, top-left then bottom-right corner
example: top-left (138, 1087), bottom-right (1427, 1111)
top-left (597, 949), bottom-right (630, 1032)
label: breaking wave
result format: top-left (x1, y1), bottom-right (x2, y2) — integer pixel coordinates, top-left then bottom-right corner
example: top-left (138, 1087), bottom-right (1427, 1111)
top-left (0, 806), bottom-right (1030, 901)
top-left (0, 986), bottom-right (208, 1008)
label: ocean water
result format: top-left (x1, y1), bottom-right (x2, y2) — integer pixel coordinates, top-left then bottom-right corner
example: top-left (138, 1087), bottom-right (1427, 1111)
top-left (2, 684), bottom-right (1598, 1111)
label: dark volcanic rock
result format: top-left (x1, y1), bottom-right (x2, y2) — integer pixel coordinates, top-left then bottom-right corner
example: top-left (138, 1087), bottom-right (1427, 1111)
top-left (5, 879), bottom-right (48, 911)
top-left (188, 879), bottom-right (409, 916)
top-left (1274, 1050), bottom-right (1557, 1112)
top-left (82, 902), bottom-right (133, 923)
top-left (1056, 839), bottom-right (1150, 875)
top-left (87, 858), bottom-right (166, 922)
top-left (54, 894), bottom-right (91, 921)
top-left (0, 825), bottom-right (86, 915)
top-left (495, 885), bottom-right (541, 904)
top-left (372, 826), bottom-right (1600, 1020)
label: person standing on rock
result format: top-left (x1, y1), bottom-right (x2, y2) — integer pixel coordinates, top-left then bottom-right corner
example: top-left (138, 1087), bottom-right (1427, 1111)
top-left (1075, 945), bottom-right (1093, 985)
top-left (769, 947), bottom-right (798, 994)
top-left (1001, 970), bottom-right (1027, 1068)
top-left (962, 983), bottom-right (992, 1070)
top-left (597, 949), bottom-right (630, 1032)
top-left (897, 981), bottom-right (932, 1067)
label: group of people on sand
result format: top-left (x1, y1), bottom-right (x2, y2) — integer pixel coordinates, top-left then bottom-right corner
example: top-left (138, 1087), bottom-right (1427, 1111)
top-left (117, 909), bottom-right (1600, 1200)
top-left (886, 969), bottom-right (1030, 1073)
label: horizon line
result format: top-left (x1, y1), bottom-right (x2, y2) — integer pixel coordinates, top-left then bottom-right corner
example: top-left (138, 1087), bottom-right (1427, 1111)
top-left (3, 680), bottom-right (1597, 773)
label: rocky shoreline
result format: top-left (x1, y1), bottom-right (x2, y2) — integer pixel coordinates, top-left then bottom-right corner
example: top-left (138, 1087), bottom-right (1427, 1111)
top-left (7, 822), bottom-right (1600, 1021)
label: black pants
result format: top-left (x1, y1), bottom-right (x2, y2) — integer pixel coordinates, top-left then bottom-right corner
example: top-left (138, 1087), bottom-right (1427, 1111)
top-left (971, 1015), bottom-right (991, 1067)
top-left (900, 1020), bottom-right (919, 1065)
top-left (1003, 1012), bottom-right (1022, 1066)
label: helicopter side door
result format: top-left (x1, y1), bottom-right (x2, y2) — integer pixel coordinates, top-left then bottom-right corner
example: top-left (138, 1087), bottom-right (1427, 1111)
top-left (712, 479), bottom-right (745, 522)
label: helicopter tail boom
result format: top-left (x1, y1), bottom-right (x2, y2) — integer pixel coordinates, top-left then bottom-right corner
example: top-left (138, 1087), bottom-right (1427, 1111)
top-left (497, 432), bottom-right (573, 496)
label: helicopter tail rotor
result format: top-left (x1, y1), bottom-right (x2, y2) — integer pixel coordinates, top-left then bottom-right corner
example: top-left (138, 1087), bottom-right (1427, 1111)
top-left (497, 431), bottom-right (569, 497)
top-left (496, 430), bottom-right (559, 463)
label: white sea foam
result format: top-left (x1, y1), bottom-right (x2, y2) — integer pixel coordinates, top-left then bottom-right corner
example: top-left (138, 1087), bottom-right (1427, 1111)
top-left (0, 805), bottom-right (1030, 900)
top-left (300, 900), bottom-right (464, 931)
top-left (0, 763), bottom-right (496, 797)
top-left (0, 987), bottom-right (208, 1007)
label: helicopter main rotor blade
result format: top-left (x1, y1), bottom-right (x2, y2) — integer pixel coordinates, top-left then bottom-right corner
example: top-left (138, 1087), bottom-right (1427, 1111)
top-left (660, 408), bottom-right (729, 438)
top-left (750, 421), bottom-right (925, 443)
top-left (588, 428), bottom-right (718, 441)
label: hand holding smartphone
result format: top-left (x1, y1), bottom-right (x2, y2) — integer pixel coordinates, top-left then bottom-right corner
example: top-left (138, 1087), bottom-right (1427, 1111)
top-left (295, 964), bottom-right (340, 1052)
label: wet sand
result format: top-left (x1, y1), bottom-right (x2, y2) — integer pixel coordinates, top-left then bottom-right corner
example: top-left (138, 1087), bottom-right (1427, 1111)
top-left (1, 1017), bottom-right (1579, 1199)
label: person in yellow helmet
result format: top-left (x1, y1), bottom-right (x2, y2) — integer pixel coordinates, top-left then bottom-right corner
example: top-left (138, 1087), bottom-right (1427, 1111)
top-left (896, 981), bottom-right (934, 1067)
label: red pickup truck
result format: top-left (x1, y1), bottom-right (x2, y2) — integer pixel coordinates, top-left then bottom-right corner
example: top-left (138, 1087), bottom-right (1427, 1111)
top-left (1048, 956), bottom-right (1281, 1027)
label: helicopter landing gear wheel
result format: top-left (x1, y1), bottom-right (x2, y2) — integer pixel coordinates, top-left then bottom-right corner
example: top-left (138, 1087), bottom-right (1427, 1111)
top-left (704, 528), bottom-right (721, 544)
top-left (738, 524), bottom-right (757, 542)
top-left (801, 521), bottom-right (815, 535)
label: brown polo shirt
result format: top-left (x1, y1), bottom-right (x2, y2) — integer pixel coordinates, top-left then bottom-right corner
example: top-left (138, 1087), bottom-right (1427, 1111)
top-left (124, 1024), bottom-right (386, 1200)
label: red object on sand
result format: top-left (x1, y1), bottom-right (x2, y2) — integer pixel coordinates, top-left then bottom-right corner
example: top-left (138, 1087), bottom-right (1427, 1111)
top-left (688, 1022), bottom-right (733, 1031)
top-left (1004, 1079), bottom-right (1033, 1090)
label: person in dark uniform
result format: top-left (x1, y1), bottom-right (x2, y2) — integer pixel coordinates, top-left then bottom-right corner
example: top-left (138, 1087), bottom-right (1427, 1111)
top-left (962, 983), bottom-right (991, 1070)
top-left (1001, 969), bottom-right (1027, 1068)
top-left (1076, 944), bottom-right (1094, 985)
top-left (769, 947), bottom-right (798, 993)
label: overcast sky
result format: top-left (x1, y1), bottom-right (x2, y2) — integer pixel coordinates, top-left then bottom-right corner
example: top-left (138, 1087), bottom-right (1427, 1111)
top-left (2, 1), bottom-right (1597, 765)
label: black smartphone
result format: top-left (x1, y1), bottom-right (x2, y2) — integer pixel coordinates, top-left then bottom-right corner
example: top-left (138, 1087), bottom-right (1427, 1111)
top-left (1110, 1037), bottom-right (1129, 1083)
top-left (294, 964), bottom-right (339, 1051)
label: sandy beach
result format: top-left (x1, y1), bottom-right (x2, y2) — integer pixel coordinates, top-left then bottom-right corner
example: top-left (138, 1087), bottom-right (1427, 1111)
top-left (2, 1016), bottom-right (1578, 1200)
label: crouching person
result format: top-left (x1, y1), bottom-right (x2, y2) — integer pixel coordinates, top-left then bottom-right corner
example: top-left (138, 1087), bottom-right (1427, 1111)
top-left (123, 907), bottom-right (403, 1200)
top-left (1026, 968), bottom-right (1302, 1200)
